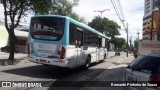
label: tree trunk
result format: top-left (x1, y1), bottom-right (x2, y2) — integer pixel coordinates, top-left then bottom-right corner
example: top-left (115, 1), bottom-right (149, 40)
top-left (8, 28), bottom-right (17, 60)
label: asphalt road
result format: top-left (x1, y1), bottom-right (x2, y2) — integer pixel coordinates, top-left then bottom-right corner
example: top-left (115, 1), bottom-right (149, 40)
top-left (0, 52), bottom-right (133, 90)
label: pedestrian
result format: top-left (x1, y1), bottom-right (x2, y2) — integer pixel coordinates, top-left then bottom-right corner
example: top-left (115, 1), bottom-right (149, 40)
top-left (133, 47), bottom-right (138, 58)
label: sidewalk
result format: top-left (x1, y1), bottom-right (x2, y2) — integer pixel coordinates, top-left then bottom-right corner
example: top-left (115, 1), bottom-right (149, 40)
top-left (91, 53), bottom-right (134, 83)
top-left (106, 51), bottom-right (115, 59)
top-left (108, 53), bottom-right (134, 69)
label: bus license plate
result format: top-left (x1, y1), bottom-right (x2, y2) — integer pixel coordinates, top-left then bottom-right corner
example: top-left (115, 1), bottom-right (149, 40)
top-left (40, 59), bottom-right (47, 63)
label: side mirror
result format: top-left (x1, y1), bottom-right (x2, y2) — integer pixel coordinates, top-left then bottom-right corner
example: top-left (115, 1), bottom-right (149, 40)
top-left (127, 65), bottom-right (130, 69)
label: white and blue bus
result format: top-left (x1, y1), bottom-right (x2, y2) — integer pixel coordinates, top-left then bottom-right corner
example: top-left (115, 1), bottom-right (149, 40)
top-left (27, 15), bottom-right (110, 69)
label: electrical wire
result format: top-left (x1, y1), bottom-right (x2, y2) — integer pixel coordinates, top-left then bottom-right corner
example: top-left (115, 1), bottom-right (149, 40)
top-left (111, 0), bottom-right (128, 33)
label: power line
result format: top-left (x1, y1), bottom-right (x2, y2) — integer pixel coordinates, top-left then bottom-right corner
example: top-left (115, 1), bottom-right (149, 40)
top-left (111, 0), bottom-right (121, 21)
top-left (111, 0), bottom-right (129, 57)
top-left (111, 0), bottom-right (126, 32)
top-left (117, 0), bottom-right (125, 21)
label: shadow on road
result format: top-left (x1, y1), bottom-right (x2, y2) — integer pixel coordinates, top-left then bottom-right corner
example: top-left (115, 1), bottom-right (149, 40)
top-left (1, 61), bottom-right (108, 79)
top-left (2, 65), bottom-right (82, 79)
top-left (46, 67), bottom-right (126, 90)
top-left (2, 64), bottom-right (126, 90)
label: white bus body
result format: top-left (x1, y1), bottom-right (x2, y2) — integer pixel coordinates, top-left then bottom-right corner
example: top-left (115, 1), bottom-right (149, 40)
top-left (27, 15), bottom-right (110, 69)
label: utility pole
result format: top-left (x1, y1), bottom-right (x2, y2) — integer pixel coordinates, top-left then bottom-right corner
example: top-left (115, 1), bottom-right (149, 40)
top-left (129, 36), bottom-right (133, 53)
top-left (126, 23), bottom-right (129, 57)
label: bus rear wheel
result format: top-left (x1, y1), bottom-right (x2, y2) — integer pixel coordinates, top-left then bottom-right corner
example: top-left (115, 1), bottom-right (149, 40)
top-left (83, 56), bottom-right (91, 70)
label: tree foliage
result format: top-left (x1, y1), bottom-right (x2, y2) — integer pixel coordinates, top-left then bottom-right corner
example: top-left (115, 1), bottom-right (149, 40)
top-left (1, 0), bottom-right (81, 61)
top-left (1, 0), bottom-right (56, 60)
top-left (88, 16), bottom-right (121, 50)
top-left (31, 0), bottom-right (53, 14)
top-left (134, 40), bottom-right (139, 48)
top-left (70, 12), bottom-right (86, 23)
top-left (51, 0), bottom-right (79, 16)
top-left (111, 37), bottom-right (126, 49)
top-left (88, 16), bottom-right (121, 37)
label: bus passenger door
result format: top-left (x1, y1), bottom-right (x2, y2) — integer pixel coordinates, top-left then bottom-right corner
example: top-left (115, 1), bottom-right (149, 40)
top-left (96, 47), bottom-right (99, 62)
top-left (98, 37), bottom-right (102, 60)
top-left (75, 30), bottom-right (83, 67)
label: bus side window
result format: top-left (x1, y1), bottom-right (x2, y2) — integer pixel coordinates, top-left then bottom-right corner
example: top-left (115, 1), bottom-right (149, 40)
top-left (76, 28), bottom-right (83, 46)
top-left (98, 37), bottom-right (102, 47)
top-left (84, 30), bottom-right (88, 46)
top-left (69, 23), bottom-right (76, 45)
top-left (94, 34), bottom-right (98, 47)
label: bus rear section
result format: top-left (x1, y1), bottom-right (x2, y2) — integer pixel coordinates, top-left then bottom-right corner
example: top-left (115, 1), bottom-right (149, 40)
top-left (27, 16), bottom-right (69, 67)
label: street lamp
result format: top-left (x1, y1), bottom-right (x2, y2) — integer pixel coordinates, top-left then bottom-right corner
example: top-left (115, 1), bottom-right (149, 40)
top-left (94, 9), bottom-right (110, 18)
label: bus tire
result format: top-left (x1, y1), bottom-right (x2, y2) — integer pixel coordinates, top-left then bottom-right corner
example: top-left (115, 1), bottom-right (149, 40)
top-left (83, 56), bottom-right (91, 70)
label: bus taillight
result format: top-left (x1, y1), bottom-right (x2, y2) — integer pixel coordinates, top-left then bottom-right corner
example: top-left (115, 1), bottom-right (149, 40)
top-left (60, 46), bottom-right (65, 59)
top-left (27, 43), bottom-right (30, 55)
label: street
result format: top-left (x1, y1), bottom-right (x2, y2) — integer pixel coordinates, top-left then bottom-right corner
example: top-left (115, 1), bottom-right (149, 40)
top-left (0, 52), bottom-right (134, 90)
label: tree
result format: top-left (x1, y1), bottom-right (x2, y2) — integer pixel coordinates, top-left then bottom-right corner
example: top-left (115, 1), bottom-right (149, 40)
top-left (1, 0), bottom-right (53, 61)
top-left (70, 12), bottom-right (86, 23)
top-left (31, 0), bottom-right (53, 14)
top-left (88, 16), bottom-right (120, 37)
top-left (134, 40), bottom-right (139, 48)
top-left (1, 0), bottom-right (81, 61)
top-left (88, 16), bottom-right (121, 50)
top-left (111, 37), bottom-right (125, 50)
top-left (51, 0), bottom-right (79, 16)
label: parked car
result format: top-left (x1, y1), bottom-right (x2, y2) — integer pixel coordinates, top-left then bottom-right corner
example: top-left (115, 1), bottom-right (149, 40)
top-left (123, 54), bottom-right (160, 90)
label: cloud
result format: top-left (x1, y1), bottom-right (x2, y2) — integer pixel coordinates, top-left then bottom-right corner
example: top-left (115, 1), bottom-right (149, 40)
top-left (0, 0), bottom-right (144, 40)
top-left (73, 0), bottom-right (144, 39)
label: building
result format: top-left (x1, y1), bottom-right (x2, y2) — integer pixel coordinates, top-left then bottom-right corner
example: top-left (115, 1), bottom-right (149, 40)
top-left (0, 25), bottom-right (28, 53)
top-left (143, 0), bottom-right (158, 40)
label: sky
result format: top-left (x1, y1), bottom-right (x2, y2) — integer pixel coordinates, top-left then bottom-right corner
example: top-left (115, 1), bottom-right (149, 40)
top-left (73, 0), bottom-right (144, 40)
top-left (0, 0), bottom-right (144, 41)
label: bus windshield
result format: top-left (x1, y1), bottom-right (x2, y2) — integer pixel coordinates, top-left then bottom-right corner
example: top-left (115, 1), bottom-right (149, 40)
top-left (30, 17), bottom-right (65, 41)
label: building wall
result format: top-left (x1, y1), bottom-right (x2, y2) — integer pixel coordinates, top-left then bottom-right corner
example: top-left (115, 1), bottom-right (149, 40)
top-left (0, 25), bottom-right (8, 48)
top-left (0, 25), bottom-right (28, 53)
top-left (143, 0), bottom-right (158, 40)
top-left (144, 0), bottom-right (154, 16)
